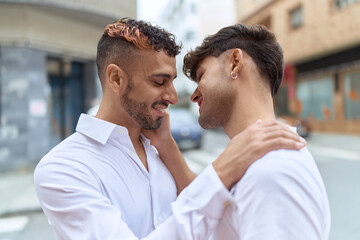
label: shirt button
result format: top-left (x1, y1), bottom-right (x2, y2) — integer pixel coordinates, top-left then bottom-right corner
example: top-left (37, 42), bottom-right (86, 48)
top-left (118, 129), bottom-right (125, 135)
top-left (154, 218), bottom-right (160, 227)
top-left (223, 201), bottom-right (230, 207)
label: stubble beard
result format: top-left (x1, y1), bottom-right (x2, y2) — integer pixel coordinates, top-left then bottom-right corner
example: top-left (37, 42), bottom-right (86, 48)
top-left (198, 97), bottom-right (230, 129)
top-left (198, 71), bottom-right (234, 129)
top-left (121, 77), bottom-right (162, 130)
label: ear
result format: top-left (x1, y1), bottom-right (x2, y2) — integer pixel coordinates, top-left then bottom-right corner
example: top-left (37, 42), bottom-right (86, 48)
top-left (230, 48), bottom-right (243, 79)
top-left (105, 64), bottom-right (126, 93)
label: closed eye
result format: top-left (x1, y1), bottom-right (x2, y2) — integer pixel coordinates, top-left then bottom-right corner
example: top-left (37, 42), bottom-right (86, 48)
top-left (196, 73), bottom-right (203, 83)
top-left (154, 81), bottom-right (164, 86)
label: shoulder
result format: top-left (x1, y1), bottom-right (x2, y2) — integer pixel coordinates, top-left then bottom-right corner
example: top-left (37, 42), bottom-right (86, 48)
top-left (233, 147), bottom-right (323, 198)
top-left (230, 149), bottom-right (330, 239)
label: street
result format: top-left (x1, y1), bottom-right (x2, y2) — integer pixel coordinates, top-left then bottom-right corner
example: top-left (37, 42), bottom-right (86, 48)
top-left (0, 129), bottom-right (359, 239)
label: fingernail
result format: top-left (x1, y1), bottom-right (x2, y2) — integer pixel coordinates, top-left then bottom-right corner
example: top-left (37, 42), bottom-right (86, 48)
top-left (297, 142), bottom-right (305, 148)
top-left (299, 137), bottom-right (306, 143)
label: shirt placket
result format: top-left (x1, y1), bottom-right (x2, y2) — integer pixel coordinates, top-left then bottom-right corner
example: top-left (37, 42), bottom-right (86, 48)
top-left (146, 146), bottom-right (162, 229)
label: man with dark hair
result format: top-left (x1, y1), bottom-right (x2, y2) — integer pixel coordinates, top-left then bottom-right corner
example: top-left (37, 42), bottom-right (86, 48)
top-left (181, 24), bottom-right (330, 239)
top-left (34, 18), bottom-right (305, 239)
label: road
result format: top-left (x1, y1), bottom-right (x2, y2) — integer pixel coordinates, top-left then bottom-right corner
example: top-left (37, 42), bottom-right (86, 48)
top-left (1, 129), bottom-right (359, 239)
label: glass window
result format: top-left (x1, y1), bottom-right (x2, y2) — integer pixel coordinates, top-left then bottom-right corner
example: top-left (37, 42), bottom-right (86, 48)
top-left (190, 3), bottom-right (196, 13)
top-left (334, 0), bottom-right (360, 9)
top-left (344, 71), bottom-right (360, 119)
top-left (0, 62), bottom-right (2, 125)
top-left (297, 77), bottom-right (334, 120)
top-left (290, 6), bottom-right (303, 29)
top-left (186, 31), bottom-right (195, 40)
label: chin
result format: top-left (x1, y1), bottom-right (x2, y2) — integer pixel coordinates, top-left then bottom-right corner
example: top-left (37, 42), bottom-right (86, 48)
top-left (199, 115), bottom-right (222, 129)
top-left (142, 118), bottom-right (162, 130)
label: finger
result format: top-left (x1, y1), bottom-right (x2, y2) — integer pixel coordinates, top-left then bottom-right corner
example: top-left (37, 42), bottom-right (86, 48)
top-left (262, 128), bottom-right (306, 144)
top-left (259, 119), bottom-right (288, 129)
top-left (263, 137), bottom-right (306, 151)
top-left (259, 122), bottom-right (305, 141)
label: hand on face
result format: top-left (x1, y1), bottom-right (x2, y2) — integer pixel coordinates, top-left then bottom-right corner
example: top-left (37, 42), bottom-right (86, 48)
top-left (141, 109), bottom-right (173, 150)
top-left (212, 119), bottom-right (306, 189)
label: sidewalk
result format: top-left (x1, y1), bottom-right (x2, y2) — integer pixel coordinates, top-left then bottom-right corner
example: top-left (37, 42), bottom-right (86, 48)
top-left (306, 132), bottom-right (360, 161)
top-left (0, 132), bottom-right (359, 217)
top-left (0, 170), bottom-right (41, 217)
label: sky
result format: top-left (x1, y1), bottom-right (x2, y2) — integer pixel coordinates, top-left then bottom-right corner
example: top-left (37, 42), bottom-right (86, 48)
top-left (137, 0), bottom-right (169, 22)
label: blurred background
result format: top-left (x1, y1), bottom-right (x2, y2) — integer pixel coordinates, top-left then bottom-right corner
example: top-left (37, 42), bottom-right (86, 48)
top-left (0, 0), bottom-right (359, 239)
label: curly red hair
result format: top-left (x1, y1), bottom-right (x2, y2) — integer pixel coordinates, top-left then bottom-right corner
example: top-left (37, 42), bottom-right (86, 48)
top-left (104, 20), bottom-right (151, 50)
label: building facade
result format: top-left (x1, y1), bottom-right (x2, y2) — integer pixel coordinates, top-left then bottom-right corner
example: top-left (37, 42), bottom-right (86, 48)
top-left (0, 0), bottom-right (136, 172)
top-left (236, 0), bottom-right (360, 134)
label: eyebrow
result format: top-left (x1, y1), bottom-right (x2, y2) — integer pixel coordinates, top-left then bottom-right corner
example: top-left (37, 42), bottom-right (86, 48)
top-left (150, 73), bottom-right (177, 80)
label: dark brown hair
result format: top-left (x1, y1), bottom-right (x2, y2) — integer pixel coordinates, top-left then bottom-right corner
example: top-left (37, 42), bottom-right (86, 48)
top-left (96, 18), bottom-right (181, 83)
top-left (183, 24), bottom-right (284, 96)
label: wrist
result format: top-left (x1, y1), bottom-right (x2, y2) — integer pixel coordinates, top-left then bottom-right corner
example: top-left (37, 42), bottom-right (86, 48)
top-left (212, 152), bottom-right (247, 190)
top-left (212, 159), bottom-right (235, 190)
top-left (156, 135), bottom-right (176, 151)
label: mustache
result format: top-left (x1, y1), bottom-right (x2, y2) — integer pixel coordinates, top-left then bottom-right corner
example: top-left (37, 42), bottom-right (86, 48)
top-left (152, 100), bottom-right (168, 108)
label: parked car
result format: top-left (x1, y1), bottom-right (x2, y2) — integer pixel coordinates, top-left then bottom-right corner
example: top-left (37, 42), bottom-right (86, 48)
top-left (168, 108), bottom-right (203, 150)
top-left (277, 115), bottom-right (312, 138)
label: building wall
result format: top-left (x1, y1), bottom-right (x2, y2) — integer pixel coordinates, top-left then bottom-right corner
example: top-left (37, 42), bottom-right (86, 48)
top-left (236, 0), bottom-right (360, 134)
top-left (0, 4), bottom-right (107, 59)
top-left (0, 47), bottom-right (49, 171)
top-left (0, 0), bottom-right (136, 21)
top-left (238, 0), bottom-right (360, 63)
top-left (0, 1), bottom-right (136, 172)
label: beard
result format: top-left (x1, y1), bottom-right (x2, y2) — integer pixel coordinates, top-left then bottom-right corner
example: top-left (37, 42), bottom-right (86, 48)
top-left (198, 76), bottom-right (235, 129)
top-left (121, 77), bottom-right (164, 130)
top-left (198, 95), bottom-right (233, 129)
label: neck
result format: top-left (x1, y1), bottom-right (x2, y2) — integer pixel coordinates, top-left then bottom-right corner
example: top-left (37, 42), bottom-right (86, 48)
top-left (95, 96), bottom-right (142, 146)
top-left (223, 93), bottom-right (276, 139)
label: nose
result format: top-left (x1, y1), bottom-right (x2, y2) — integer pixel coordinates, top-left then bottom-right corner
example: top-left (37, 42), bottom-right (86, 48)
top-left (163, 83), bottom-right (178, 105)
top-left (191, 87), bottom-right (200, 103)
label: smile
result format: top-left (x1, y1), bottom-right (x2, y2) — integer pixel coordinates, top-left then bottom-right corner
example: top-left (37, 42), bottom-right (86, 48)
top-left (153, 106), bottom-right (165, 113)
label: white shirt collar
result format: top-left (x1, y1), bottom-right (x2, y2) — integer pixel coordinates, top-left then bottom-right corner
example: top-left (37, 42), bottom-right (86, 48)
top-left (75, 113), bottom-right (153, 147)
top-left (75, 113), bottom-right (125, 145)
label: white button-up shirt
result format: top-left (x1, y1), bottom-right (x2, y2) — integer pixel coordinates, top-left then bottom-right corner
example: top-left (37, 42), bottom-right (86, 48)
top-left (34, 114), bottom-right (231, 240)
top-left (212, 129), bottom-right (331, 240)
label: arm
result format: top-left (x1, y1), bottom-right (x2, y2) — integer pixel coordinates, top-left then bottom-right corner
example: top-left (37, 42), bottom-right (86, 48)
top-left (143, 114), bottom-right (306, 191)
top-left (142, 111), bottom-right (196, 194)
top-left (34, 158), bottom-right (232, 240)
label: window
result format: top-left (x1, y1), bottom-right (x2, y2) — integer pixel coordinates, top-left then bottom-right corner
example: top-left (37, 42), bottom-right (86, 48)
top-left (290, 6), bottom-right (303, 29)
top-left (297, 77), bottom-right (334, 120)
top-left (334, 0), bottom-right (360, 9)
top-left (0, 50), bottom-right (2, 125)
top-left (344, 71), bottom-right (360, 119)
top-left (186, 31), bottom-right (195, 41)
top-left (190, 3), bottom-right (196, 13)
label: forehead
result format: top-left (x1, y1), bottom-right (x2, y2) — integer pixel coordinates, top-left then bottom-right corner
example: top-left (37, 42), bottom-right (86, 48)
top-left (196, 55), bottom-right (221, 73)
top-left (136, 50), bottom-right (177, 77)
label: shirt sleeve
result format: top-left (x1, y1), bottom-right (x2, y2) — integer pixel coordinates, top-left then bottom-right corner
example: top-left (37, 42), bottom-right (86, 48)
top-left (232, 154), bottom-right (328, 240)
top-left (34, 160), bottom-right (232, 240)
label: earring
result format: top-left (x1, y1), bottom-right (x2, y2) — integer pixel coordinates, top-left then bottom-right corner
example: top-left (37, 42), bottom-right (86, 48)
top-left (231, 71), bottom-right (238, 79)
